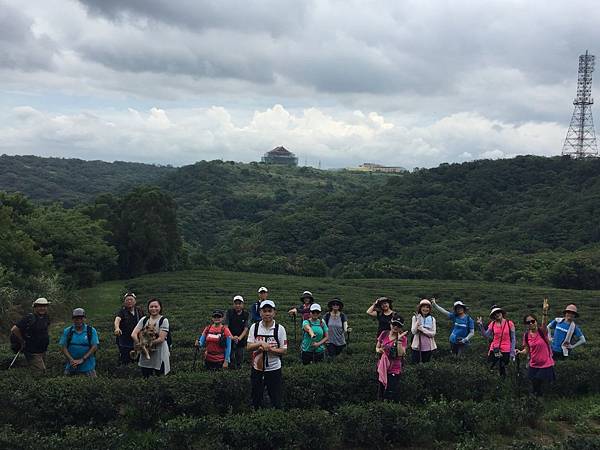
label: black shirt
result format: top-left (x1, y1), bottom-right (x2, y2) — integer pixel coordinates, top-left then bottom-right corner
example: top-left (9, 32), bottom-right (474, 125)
top-left (16, 313), bottom-right (50, 353)
top-left (225, 309), bottom-right (250, 344)
top-left (376, 311), bottom-right (393, 338)
top-left (116, 306), bottom-right (143, 347)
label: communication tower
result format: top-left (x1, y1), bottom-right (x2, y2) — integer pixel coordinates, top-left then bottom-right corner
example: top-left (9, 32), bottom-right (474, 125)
top-left (562, 50), bottom-right (598, 158)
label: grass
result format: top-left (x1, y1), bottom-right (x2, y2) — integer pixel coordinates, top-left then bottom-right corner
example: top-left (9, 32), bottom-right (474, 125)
top-left (3, 268), bottom-right (600, 449)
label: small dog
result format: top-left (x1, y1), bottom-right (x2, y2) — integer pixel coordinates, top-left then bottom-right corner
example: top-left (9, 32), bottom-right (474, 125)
top-left (130, 325), bottom-right (158, 360)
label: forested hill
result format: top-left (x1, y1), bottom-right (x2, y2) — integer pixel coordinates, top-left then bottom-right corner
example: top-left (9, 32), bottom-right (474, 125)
top-left (0, 155), bottom-right (175, 204)
top-left (150, 156), bottom-right (600, 287)
top-left (3, 154), bottom-right (600, 287)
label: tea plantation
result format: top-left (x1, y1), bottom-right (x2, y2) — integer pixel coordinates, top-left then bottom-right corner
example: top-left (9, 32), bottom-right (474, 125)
top-left (2, 269), bottom-right (600, 449)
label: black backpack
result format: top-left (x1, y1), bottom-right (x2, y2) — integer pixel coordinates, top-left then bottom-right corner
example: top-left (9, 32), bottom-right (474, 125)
top-left (253, 321), bottom-right (281, 348)
top-left (252, 321), bottom-right (281, 369)
top-left (142, 316), bottom-right (172, 348)
top-left (324, 312), bottom-right (346, 326)
top-left (10, 314), bottom-right (42, 353)
top-left (66, 324), bottom-right (94, 348)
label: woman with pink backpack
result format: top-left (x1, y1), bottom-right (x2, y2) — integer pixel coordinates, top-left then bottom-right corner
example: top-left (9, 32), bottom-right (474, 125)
top-left (515, 298), bottom-right (555, 396)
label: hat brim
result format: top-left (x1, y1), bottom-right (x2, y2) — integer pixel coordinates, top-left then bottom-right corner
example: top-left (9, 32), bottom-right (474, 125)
top-left (489, 309), bottom-right (505, 318)
top-left (563, 309), bottom-right (579, 317)
top-left (327, 300), bottom-right (344, 309)
top-left (453, 304), bottom-right (468, 311)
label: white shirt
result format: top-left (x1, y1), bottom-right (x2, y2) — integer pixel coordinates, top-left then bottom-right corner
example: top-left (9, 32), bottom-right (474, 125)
top-left (247, 320), bottom-right (287, 371)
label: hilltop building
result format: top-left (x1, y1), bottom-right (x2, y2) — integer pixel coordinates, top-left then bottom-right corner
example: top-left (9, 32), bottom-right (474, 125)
top-left (348, 162), bottom-right (407, 173)
top-left (261, 146), bottom-right (298, 166)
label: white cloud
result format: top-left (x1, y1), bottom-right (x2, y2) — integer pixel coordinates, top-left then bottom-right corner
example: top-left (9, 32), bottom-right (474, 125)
top-left (0, 0), bottom-right (594, 167)
top-left (0, 104), bottom-right (565, 168)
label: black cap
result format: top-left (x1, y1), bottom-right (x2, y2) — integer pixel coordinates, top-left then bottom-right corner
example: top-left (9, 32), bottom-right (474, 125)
top-left (212, 309), bottom-right (224, 317)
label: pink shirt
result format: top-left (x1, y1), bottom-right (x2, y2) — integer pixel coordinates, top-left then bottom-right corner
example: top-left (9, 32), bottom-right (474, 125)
top-left (378, 331), bottom-right (407, 375)
top-left (524, 329), bottom-right (554, 369)
top-left (487, 319), bottom-right (514, 353)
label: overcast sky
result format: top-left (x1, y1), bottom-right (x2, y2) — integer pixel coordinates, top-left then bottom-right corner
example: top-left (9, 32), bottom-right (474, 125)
top-left (0, 0), bottom-right (598, 169)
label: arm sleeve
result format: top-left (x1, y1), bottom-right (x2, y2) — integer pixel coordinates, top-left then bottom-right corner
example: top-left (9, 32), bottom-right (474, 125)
top-left (199, 326), bottom-right (207, 346)
top-left (433, 302), bottom-right (451, 317)
top-left (463, 318), bottom-right (475, 342)
top-left (480, 322), bottom-right (493, 339)
top-left (411, 316), bottom-right (418, 334)
top-left (225, 336), bottom-right (232, 362)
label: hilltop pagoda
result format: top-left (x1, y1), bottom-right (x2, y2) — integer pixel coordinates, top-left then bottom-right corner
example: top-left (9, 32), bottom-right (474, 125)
top-left (261, 146), bottom-right (298, 166)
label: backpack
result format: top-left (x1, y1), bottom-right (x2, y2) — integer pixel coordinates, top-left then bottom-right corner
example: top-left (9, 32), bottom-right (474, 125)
top-left (10, 314), bottom-right (40, 353)
top-left (253, 321), bottom-right (281, 348)
top-left (324, 312), bottom-right (346, 327)
top-left (142, 316), bottom-right (172, 348)
top-left (66, 324), bottom-right (94, 348)
top-left (203, 324), bottom-right (228, 347)
top-left (252, 321), bottom-right (282, 369)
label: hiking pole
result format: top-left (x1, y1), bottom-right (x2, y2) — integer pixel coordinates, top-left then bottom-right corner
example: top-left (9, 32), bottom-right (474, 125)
top-left (293, 314), bottom-right (297, 345)
top-left (192, 346), bottom-right (199, 371)
top-left (346, 327), bottom-right (352, 349)
top-left (8, 350), bottom-right (21, 369)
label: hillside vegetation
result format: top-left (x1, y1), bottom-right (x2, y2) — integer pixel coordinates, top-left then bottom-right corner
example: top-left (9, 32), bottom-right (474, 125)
top-left (3, 155), bottom-right (600, 288)
top-left (1, 269), bottom-right (599, 449)
top-left (0, 155), bottom-right (174, 205)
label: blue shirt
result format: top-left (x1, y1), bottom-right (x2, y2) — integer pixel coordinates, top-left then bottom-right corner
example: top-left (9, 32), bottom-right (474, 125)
top-left (250, 302), bottom-right (262, 323)
top-left (447, 313), bottom-right (474, 344)
top-left (548, 319), bottom-right (583, 353)
top-left (59, 324), bottom-right (99, 373)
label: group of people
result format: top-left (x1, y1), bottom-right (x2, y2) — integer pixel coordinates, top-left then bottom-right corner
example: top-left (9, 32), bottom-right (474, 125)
top-left (369, 296), bottom-right (587, 399)
top-left (9, 287), bottom-right (588, 408)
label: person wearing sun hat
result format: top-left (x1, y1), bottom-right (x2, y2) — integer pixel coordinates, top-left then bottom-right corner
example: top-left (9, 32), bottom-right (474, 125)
top-left (324, 298), bottom-right (348, 359)
top-left (301, 303), bottom-right (329, 365)
top-left (410, 298), bottom-right (437, 363)
top-left (376, 313), bottom-right (408, 401)
top-left (515, 298), bottom-right (556, 396)
top-left (432, 297), bottom-right (475, 356)
top-left (477, 305), bottom-right (515, 377)
top-left (367, 296), bottom-right (395, 338)
top-left (547, 303), bottom-right (586, 360)
top-left (288, 290), bottom-right (315, 321)
top-left (10, 297), bottom-right (52, 372)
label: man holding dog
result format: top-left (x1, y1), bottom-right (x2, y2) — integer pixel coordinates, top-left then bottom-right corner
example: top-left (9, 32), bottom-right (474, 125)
top-left (114, 292), bottom-right (144, 365)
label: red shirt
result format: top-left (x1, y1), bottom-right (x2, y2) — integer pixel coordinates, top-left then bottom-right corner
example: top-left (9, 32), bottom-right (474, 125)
top-left (202, 325), bottom-right (232, 362)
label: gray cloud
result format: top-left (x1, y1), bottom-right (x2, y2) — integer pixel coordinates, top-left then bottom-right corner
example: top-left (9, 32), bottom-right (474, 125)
top-left (0, 2), bottom-right (57, 71)
top-left (0, 0), bottom-right (598, 168)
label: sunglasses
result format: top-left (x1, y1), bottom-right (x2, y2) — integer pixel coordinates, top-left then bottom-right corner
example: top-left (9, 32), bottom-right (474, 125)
top-left (525, 319), bottom-right (536, 325)
top-left (212, 315), bottom-right (223, 319)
